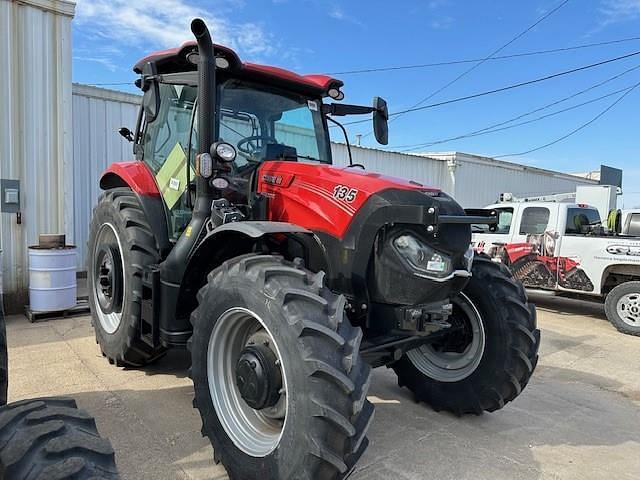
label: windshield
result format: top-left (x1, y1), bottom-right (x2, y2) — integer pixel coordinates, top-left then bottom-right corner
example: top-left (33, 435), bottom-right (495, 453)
top-left (217, 79), bottom-right (332, 169)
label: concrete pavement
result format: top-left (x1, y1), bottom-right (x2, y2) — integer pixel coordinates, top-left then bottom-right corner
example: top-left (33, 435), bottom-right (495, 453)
top-left (5, 293), bottom-right (640, 479)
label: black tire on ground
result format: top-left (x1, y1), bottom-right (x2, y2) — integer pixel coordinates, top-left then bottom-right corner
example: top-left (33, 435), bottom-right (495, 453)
top-left (190, 255), bottom-right (373, 480)
top-left (604, 281), bottom-right (640, 336)
top-left (0, 299), bottom-right (7, 407)
top-left (0, 397), bottom-right (119, 479)
top-left (392, 254), bottom-right (540, 415)
top-left (87, 188), bottom-right (164, 367)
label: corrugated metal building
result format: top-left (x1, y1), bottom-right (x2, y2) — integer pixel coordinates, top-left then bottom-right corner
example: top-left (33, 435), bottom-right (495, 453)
top-left (0, 0), bottom-right (75, 311)
top-left (72, 84), bottom-right (141, 267)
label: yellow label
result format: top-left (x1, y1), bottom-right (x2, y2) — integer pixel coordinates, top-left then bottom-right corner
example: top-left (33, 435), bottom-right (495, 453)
top-left (155, 143), bottom-right (195, 210)
top-left (185, 226), bottom-right (193, 237)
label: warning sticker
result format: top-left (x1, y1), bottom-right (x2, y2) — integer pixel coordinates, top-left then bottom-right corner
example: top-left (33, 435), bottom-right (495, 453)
top-left (155, 143), bottom-right (195, 210)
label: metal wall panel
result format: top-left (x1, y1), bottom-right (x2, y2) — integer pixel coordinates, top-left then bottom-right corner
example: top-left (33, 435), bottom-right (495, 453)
top-left (425, 152), bottom-right (598, 207)
top-left (331, 143), bottom-right (453, 192)
top-left (71, 85), bottom-right (141, 267)
top-left (0, 0), bottom-right (74, 311)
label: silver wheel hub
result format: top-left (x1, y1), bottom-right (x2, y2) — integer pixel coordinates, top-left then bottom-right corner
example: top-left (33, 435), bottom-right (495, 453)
top-left (207, 307), bottom-right (287, 457)
top-left (92, 223), bottom-right (125, 335)
top-left (407, 292), bottom-right (486, 383)
top-left (616, 293), bottom-right (640, 326)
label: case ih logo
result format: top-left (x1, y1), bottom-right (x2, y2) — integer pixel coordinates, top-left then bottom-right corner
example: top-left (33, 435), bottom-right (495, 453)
top-left (606, 245), bottom-right (640, 256)
top-left (262, 174), bottom-right (283, 186)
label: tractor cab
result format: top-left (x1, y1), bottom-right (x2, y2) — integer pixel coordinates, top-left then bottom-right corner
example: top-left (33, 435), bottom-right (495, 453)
top-left (126, 40), bottom-right (385, 239)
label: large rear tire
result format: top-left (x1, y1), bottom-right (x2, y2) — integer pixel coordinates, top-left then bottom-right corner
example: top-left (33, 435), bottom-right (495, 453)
top-left (392, 254), bottom-right (540, 415)
top-left (190, 255), bottom-right (373, 480)
top-left (0, 397), bottom-right (119, 479)
top-left (87, 188), bottom-right (164, 367)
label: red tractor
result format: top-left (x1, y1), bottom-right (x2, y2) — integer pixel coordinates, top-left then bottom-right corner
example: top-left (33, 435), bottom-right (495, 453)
top-left (88, 19), bottom-right (539, 479)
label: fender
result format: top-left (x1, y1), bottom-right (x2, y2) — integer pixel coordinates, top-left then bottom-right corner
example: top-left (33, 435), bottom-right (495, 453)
top-left (99, 161), bottom-right (172, 255)
top-left (100, 161), bottom-right (161, 196)
top-left (164, 221), bottom-right (330, 345)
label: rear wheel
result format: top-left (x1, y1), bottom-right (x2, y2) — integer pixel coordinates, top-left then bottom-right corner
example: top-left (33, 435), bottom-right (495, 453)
top-left (190, 255), bottom-right (373, 480)
top-left (87, 188), bottom-right (164, 366)
top-left (605, 281), bottom-right (640, 336)
top-left (392, 254), bottom-right (540, 415)
top-left (0, 397), bottom-right (119, 479)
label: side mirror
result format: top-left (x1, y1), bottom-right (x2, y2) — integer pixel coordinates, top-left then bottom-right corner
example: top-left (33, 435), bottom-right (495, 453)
top-left (141, 62), bottom-right (160, 123)
top-left (373, 97), bottom-right (389, 145)
top-left (118, 127), bottom-right (134, 142)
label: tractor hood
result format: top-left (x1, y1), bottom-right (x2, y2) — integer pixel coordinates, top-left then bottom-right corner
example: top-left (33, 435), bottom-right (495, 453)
top-left (257, 161), bottom-right (444, 239)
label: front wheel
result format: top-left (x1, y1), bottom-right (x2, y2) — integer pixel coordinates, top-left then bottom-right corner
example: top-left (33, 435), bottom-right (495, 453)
top-left (190, 255), bottom-right (373, 480)
top-left (392, 254), bottom-right (540, 415)
top-left (87, 188), bottom-right (164, 366)
top-left (605, 281), bottom-right (640, 336)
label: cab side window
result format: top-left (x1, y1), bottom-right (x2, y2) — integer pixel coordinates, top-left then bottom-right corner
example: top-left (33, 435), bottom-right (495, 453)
top-left (565, 208), bottom-right (601, 235)
top-left (472, 207), bottom-right (513, 234)
top-left (143, 84), bottom-right (197, 173)
top-left (519, 207), bottom-right (550, 235)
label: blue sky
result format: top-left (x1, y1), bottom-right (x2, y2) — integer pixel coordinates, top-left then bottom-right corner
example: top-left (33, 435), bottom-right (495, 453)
top-left (72, 0), bottom-right (640, 206)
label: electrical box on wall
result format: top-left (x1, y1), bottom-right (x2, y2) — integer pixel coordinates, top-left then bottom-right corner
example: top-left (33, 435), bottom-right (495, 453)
top-left (1, 179), bottom-right (20, 214)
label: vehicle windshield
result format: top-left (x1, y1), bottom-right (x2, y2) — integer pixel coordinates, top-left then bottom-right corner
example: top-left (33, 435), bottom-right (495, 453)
top-left (217, 79), bottom-right (332, 169)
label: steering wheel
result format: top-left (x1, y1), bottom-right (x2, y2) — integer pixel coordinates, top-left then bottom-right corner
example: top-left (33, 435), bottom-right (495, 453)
top-left (237, 135), bottom-right (279, 156)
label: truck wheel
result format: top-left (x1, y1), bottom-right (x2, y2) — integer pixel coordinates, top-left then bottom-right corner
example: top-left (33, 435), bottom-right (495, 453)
top-left (392, 254), bottom-right (540, 415)
top-left (190, 255), bottom-right (373, 480)
top-left (87, 188), bottom-right (164, 367)
top-left (0, 301), bottom-right (7, 406)
top-left (605, 281), bottom-right (640, 336)
top-left (0, 397), bottom-right (119, 479)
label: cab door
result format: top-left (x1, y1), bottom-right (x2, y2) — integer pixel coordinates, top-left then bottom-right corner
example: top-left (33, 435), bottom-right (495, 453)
top-left (508, 205), bottom-right (560, 290)
top-left (140, 83), bottom-right (198, 239)
top-left (472, 205), bottom-right (518, 263)
top-left (553, 207), bottom-right (600, 293)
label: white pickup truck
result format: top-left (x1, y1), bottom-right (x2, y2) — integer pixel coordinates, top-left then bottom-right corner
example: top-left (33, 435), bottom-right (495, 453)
top-left (472, 201), bottom-right (640, 336)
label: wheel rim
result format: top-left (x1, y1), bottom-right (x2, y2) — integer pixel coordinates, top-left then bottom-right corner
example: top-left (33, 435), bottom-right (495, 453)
top-left (616, 292), bottom-right (640, 327)
top-left (207, 307), bottom-right (288, 457)
top-left (407, 292), bottom-right (486, 382)
top-left (92, 223), bottom-right (125, 335)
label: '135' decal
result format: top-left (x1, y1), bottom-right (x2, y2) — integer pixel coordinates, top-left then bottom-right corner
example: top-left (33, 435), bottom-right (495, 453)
top-left (333, 185), bottom-right (358, 203)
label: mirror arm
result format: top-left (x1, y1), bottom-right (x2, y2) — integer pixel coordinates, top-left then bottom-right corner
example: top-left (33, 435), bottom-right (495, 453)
top-left (326, 116), bottom-right (353, 167)
top-left (322, 103), bottom-right (375, 117)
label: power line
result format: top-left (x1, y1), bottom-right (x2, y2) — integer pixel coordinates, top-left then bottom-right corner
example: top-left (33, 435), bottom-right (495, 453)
top-left (343, 49), bottom-right (640, 127)
top-left (329, 36), bottom-right (640, 75)
top-left (81, 35), bottom-right (640, 88)
top-left (494, 81), bottom-right (640, 158)
top-left (379, 0), bottom-right (571, 133)
top-left (393, 63), bottom-right (640, 151)
top-left (397, 84), bottom-right (637, 152)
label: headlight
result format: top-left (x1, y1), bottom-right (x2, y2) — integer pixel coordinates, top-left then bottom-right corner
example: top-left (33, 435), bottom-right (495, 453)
top-left (393, 234), bottom-right (453, 279)
top-left (463, 244), bottom-right (474, 272)
top-left (212, 141), bottom-right (237, 162)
